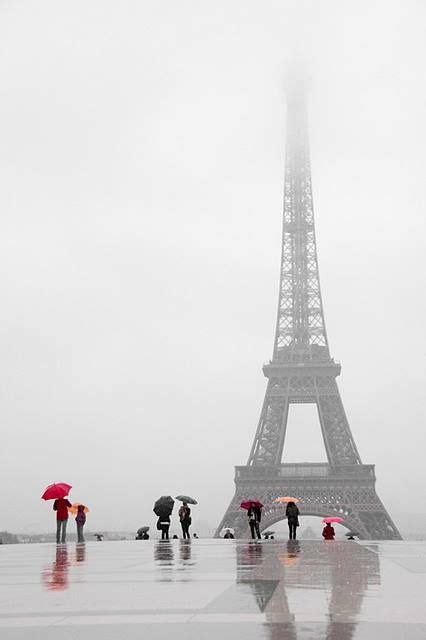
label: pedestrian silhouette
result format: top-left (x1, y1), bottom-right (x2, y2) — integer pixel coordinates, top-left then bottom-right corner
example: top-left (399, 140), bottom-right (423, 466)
top-left (53, 497), bottom-right (72, 544)
top-left (322, 523), bottom-right (335, 540)
top-left (286, 501), bottom-right (300, 540)
top-left (178, 502), bottom-right (191, 539)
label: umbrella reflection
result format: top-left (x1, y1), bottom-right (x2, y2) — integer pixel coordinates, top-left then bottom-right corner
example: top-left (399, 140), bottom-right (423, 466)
top-left (279, 540), bottom-right (301, 567)
top-left (41, 545), bottom-right (70, 591)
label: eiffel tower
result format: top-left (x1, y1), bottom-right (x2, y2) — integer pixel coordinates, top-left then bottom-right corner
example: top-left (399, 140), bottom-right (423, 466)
top-left (216, 78), bottom-right (401, 540)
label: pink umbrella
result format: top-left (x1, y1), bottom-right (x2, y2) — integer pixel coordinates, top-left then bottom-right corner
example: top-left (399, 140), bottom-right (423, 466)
top-left (240, 499), bottom-right (263, 510)
top-left (322, 516), bottom-right (344, 524)
top-left (41, 483), bottom-right (72, 501)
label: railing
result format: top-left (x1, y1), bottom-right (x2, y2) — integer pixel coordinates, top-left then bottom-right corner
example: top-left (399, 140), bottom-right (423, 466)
top-left (235, 463), bottom-right (375, 479)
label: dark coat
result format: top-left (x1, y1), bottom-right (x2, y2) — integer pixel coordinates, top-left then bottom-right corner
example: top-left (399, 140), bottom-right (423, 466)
top-left (247, 506), bottom-right (262, 523)
top-left (286, 503), bottom-right (299, 526)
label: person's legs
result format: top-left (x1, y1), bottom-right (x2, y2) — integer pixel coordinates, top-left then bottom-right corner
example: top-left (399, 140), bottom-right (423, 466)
top-left (288, 523), bottom-right (292, 540)
top-left (293, 524), bottom-right (297, 540)
top-left (249, 521), bottom-right (256, 539)
top-left (61, 519), bottom-right (68, 543)
top-left (77, 524), bottom-right (84, 543)
top-left (165, 525), bottom-right (169, 540)
top-left (161, 527), bottom-right (166, 540)
top-left (255, 522), bottom-right (261, 539)
top-left (56, 520), bottom-right (62, 544)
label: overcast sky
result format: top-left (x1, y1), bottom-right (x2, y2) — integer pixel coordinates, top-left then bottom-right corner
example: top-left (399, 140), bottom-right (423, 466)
top-left (1, 0), bottom-right (425, 535)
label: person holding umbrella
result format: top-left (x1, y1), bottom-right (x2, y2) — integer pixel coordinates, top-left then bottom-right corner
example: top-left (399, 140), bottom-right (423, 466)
top-left (41, 483), bottom-right (72, 544)
top-left (286, 501), bottom-right (300, 540)
top-left (153, 496), bottom-right (175, 540)
top-left (322, 516), bottom-right (343, 540)
top-left (178, 502), bottom-right (191, 539)
top-left (75, 505), bottom-right (87, 543)
top-left (240, 500), bottom-right (263, 539)
top-left (157, 514), bottom-right (170, 539)
top-left (53, 497), bottom-right (72, 544)
top-left (247, 504), bottom-right (262, 539)
top-left (322, 522), bottom-right (335, 540)
top-left (136, 526), bottom-right (150, 540)
top-left (175, 496), bottom-right (197, 539)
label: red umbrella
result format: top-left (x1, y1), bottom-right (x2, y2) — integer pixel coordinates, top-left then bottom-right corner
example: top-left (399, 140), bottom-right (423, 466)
top-left (240, 499), bottom-right (263, 510)
top-left (322, 516), bottom-right (344, 524)
top-left (41, 483), bottom-right (72, 501)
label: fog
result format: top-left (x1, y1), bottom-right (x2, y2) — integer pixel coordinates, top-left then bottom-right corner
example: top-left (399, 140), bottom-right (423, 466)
top-left (1, 0), bottom-right (425, 535)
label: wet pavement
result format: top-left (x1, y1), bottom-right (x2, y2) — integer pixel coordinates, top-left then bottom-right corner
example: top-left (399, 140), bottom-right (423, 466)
top-left (1, 539), bottom-right (426, 638)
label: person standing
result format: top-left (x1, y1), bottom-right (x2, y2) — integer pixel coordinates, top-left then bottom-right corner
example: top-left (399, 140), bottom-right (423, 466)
top-left (158, 515), bottom-right (170, 540)
top-left (247, 505), bottom-right (262, 539)
top-left (322, 523), bottom-right (335, 540)
top-left (53, 497), bottom-right (72, 544)
top-left (286, 501), bottom-right (300, 540)
top-left (75, 505), bottom-right (86, 543)
top-left (178, 502), bottom-right (191, 539)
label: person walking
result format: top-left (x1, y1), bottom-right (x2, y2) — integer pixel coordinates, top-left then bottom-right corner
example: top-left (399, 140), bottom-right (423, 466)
top-left (75, 505), bottom-right (86, 543)
top-left (322, 523), bottom-right (335, 540)
top-left (53, 496), bottom-right (72, 544)
top-left (178, 502), bottom-right (191, 539)
top-left (158, 515), bottom-right (170, 540)
top-left (247, 505), bottom-right (262, 539)
top-left (286, 501), bottom-right (300, 540)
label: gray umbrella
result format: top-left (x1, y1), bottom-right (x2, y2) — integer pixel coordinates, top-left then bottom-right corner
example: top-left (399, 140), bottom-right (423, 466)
top-left (175, 495), bottom-right (198, 505)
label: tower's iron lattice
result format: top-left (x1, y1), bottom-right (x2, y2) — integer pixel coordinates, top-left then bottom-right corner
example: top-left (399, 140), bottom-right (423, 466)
top-left (215, 83), bottom-right (401, 540)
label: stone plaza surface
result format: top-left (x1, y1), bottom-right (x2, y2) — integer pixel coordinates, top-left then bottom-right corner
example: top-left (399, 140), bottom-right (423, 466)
top-left (1, 539), bottom-right (426, 639)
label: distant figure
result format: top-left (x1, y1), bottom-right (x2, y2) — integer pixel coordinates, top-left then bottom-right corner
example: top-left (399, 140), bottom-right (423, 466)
top-left (158, 515), bottom-right (170, 540)
top-left (193, 532), bottom-right (199, 539)
top-left (223, 530), bottom-right (234, 539)
top-left (94, 533), bottom-right (103, 541)
top-left (53, 497), bottom-right (72, 544)
top-left (247, 505), bottom-right (262, 540)
top-left (270, 535), bottom-right (274, 539)
top-left (286, 501), bottom-right (300, 540)
top-left (322, 523), bottom-right (335, 540)
top-left (75, 505), bottom-right (86, 543)
top-left (347, 534), bottom-right (355, 540)
top-left (172, 534), bottom-right (179, 539)
top-left (135, 530), bottom-right (149, 540)
top-left (178, 502), bottom-right (191, 539)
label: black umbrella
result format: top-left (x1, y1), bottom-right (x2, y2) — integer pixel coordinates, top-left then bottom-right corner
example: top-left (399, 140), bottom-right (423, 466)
top-left (153, 495), bottom-right (175, 516)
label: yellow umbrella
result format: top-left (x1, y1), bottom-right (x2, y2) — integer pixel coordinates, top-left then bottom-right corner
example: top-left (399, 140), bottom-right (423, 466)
top-left (68, 503), bottom-right (90, 515)
top-left (274, 496), bottom-right (299, 503)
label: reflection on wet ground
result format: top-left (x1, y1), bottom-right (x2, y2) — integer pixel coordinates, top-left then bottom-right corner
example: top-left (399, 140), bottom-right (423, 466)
top-left (40, 544), bottom-right (87, 591)
top-left (1, 540), bottom-right (426, 638)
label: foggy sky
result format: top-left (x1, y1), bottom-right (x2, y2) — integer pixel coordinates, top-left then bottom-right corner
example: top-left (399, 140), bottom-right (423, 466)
top-left (1, 0), bottom-right (425, 535)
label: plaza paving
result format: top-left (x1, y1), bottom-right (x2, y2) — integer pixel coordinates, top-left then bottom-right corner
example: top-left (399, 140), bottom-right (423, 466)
top-left (1, 538), bottom-right (426, 639)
